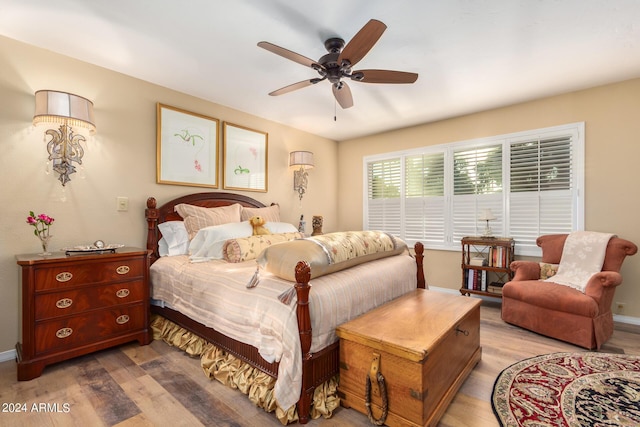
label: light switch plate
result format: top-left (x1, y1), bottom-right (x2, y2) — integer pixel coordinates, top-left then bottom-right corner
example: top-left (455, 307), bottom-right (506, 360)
top-left (116, 197), bottom-right (129, 212)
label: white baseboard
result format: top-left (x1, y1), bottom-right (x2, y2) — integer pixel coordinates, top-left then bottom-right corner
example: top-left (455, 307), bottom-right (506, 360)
top-left (428, 285), bottom-right (640, 325)
top-left (613, 313), bottom-right (640, 326)
top-left (0, 348), bottom-right (16, 363)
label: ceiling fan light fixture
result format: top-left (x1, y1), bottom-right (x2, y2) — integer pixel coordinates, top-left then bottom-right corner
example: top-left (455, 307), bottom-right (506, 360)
top-left (259, 18), bottom-right (418, 109)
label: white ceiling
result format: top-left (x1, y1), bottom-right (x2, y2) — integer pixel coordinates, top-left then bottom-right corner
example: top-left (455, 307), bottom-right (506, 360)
top-left (2, 0), bottom-right (640, 141)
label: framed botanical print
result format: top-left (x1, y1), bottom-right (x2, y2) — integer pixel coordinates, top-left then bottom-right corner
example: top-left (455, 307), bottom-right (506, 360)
top-left (156, 103), bottom-right (219, 188)
top-left (223, 122), bottom-right (268, 192)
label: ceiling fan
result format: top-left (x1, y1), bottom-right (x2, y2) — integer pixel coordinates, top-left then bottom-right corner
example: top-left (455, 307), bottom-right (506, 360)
top-left (257, 19), bottom-right (418, 109)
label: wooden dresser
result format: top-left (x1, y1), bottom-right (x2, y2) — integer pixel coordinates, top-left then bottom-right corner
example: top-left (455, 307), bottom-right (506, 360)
top-left (15, 247), bottom-right (151, 380)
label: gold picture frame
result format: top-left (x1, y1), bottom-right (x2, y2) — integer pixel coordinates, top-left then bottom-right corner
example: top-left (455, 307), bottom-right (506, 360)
top-left (156, 103), bottom-right (220, 188)
top-left (223, 122), bottom-right (268, 192)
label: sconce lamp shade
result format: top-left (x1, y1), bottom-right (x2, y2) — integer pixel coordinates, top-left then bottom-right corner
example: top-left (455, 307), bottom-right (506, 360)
top-left (290, 151), bottom-right (314, 202)
top-left (33, 90), bottom-right (96, 186)
top-left (33, 90), bottom-right (96, 133)
top-left (289, 151), bottom-right (314, 169)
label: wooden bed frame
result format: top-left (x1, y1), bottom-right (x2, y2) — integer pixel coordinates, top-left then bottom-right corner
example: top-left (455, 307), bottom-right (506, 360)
top-left (145, 191), bottom-right (425, 424)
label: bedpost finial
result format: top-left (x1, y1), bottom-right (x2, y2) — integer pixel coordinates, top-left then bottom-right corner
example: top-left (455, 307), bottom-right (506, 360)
top-left (295, 261), bottom-right (311, 284)
top-left (147, 197), bottom-right (157, 209)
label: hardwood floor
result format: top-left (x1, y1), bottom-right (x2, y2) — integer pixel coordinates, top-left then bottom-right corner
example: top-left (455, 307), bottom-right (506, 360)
top-left (1, 300), bottom-right (638, 427)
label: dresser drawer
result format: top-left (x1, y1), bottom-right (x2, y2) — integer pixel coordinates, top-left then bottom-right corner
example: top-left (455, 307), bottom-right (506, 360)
top-left (34, 303), bottom-right (146, 355)
top-left (34, 258), bottom-right (144, 291)
top-left (34, 280), bottom-right (145, 320)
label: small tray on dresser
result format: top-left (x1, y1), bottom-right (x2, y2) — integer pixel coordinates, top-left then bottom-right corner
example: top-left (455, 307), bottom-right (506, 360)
top-left (63, 243), bottom-right (124, 255)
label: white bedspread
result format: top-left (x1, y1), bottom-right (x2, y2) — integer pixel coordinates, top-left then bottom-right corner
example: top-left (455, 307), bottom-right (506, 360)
top-left (150, 253), bottom-right (418, 410)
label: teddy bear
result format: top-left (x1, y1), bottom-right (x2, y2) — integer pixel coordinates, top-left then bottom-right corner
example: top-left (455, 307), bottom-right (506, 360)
top-left (249, 215), bottom-right (271, 236)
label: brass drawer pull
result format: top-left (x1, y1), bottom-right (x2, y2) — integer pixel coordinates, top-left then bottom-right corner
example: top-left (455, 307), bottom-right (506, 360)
top-left (116, 289), bottom-right (130, 298)
top-left (116, 265), bottom-right (130, 275)
top-left (116, 315), bottom-right (130, 325)
top-left (56, 272), bottom-right (73, 282)
top-left (456, 326), bottom-right (469, 336)
top-left (56, 328), bottom-right (73, 339)
top-left (56, 298), bottom-right (73, 309)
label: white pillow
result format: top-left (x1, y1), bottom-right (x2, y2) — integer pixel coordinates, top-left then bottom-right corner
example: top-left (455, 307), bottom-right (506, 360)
top-left (158, 221), bottom-right (189, 256)
top-left (264, 222), bottom-right (298, 234)
top-left (189, 221), bottom-right (253, 260)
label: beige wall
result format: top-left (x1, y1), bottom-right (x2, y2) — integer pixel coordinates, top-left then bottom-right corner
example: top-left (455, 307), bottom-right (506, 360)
top-left (338, 79), bottom-right (640, 319)
top-left (2, 34), bottom-right (638, 355)
top-left (0, 36), bottom-right (337, 354)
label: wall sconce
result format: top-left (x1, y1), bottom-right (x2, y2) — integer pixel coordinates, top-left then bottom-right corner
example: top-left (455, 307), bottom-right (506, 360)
top-left (33, 90), bottom-right (96, 186)
top-left (479, 208), bottom-right (497, 237)
top-left (289, 151), bottom-right (314, 201)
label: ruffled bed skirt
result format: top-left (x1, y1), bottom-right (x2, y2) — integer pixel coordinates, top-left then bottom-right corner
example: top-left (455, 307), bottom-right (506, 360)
top-left (150, 314), bottom-right (340, 425)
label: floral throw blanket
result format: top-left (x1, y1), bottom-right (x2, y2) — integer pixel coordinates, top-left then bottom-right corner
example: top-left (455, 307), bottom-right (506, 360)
top-left (545, 231), bottom-right (614, 292)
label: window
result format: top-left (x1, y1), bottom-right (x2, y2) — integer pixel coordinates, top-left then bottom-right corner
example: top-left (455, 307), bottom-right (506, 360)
top-left (363, 123), bottom-right (584, 256)
top-left (367, 158), bottom-right (401, 236)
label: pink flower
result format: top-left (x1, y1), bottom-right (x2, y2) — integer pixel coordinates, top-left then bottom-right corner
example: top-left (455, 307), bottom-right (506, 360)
top-left (27, 211), bottom-right (54, 238)
top-left (37, 213), bottom-right (54, 225)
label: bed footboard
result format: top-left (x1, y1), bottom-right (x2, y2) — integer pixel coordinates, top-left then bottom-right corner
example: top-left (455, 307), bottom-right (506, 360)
top-left (293, 241), bottom-right (424, 423)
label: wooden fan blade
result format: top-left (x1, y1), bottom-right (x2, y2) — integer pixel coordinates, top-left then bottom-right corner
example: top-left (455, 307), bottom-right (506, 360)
top-left (332, 82), bottom-right (354, 109)
top-left (269, 79), bottom-right (319, 96)
top-left (258, 41), bottom-right (320, 69)
top-left (338, 19), bottom-right (387, 67)
top-left (353, 69), bottom-right (419, 84)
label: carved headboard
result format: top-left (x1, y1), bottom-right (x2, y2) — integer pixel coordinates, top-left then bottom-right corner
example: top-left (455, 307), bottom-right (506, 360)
top-left (145, 191), bottom-right (267, 263)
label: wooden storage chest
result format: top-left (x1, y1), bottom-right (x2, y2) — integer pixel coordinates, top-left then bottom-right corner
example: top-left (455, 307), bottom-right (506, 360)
top-left (336, 290), bottom-right (481, 427)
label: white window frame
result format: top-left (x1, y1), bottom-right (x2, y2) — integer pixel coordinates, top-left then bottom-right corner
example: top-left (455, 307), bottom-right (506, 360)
top-left (363, 122), bottom-right (584, 256)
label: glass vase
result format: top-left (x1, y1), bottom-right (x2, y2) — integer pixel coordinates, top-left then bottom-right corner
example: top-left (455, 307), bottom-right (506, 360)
top-left (38, 234), bottom-right (52, 256)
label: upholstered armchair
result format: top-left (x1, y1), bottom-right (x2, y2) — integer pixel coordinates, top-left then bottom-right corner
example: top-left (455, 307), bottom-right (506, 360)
top-left (501, 234), bottom-right (637, 349)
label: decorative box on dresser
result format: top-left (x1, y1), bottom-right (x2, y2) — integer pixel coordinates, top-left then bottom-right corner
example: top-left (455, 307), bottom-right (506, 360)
top-left (15, 247), bottom-right (151, 381)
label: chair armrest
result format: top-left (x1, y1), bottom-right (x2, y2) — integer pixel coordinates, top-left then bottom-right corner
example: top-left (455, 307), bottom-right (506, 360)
top-left (509, 261), bottom-right (540, 281)
top-left (585, 271), bottom-right (623, 304)
top-left (585, 271), bottom-right (623, 291)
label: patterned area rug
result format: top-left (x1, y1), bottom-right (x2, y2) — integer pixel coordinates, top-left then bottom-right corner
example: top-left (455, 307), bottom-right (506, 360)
top-left (491, 352), bottom-right (640, 426)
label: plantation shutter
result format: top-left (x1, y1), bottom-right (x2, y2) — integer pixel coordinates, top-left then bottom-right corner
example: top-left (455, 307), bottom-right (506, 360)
top-left (404, 152), bottom-right (445, 245)
top-left (451, 144), bottom-right (503, 242)
top-left (363, 123), bottom-right (583, 255)
top-left (509, 135), bottom-right (574, 252)
top-left (366, 158), bottom-right (401, 236)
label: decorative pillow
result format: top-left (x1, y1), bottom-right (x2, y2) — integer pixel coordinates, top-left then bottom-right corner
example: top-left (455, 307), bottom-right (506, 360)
top-left (223, 232), bottom-right (304, 263)
top-left (175, 203), bottom-right (243, 239)
top-left (539, 262), bottom-right (559, 280)
top-left (257, 230), bottom-right (408, 281)
top-left (188, 221), bottom-right (253, 260)
top-left (241, 204), bottom-right (280, 222)
top-left (264, 222), bottom-right (298, 234)
top-left (158, 221), bottom-right (189, 256)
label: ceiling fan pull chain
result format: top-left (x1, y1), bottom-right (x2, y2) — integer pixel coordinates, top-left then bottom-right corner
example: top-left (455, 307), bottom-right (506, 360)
top-left (334, 100), bottom-right (337, 121)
